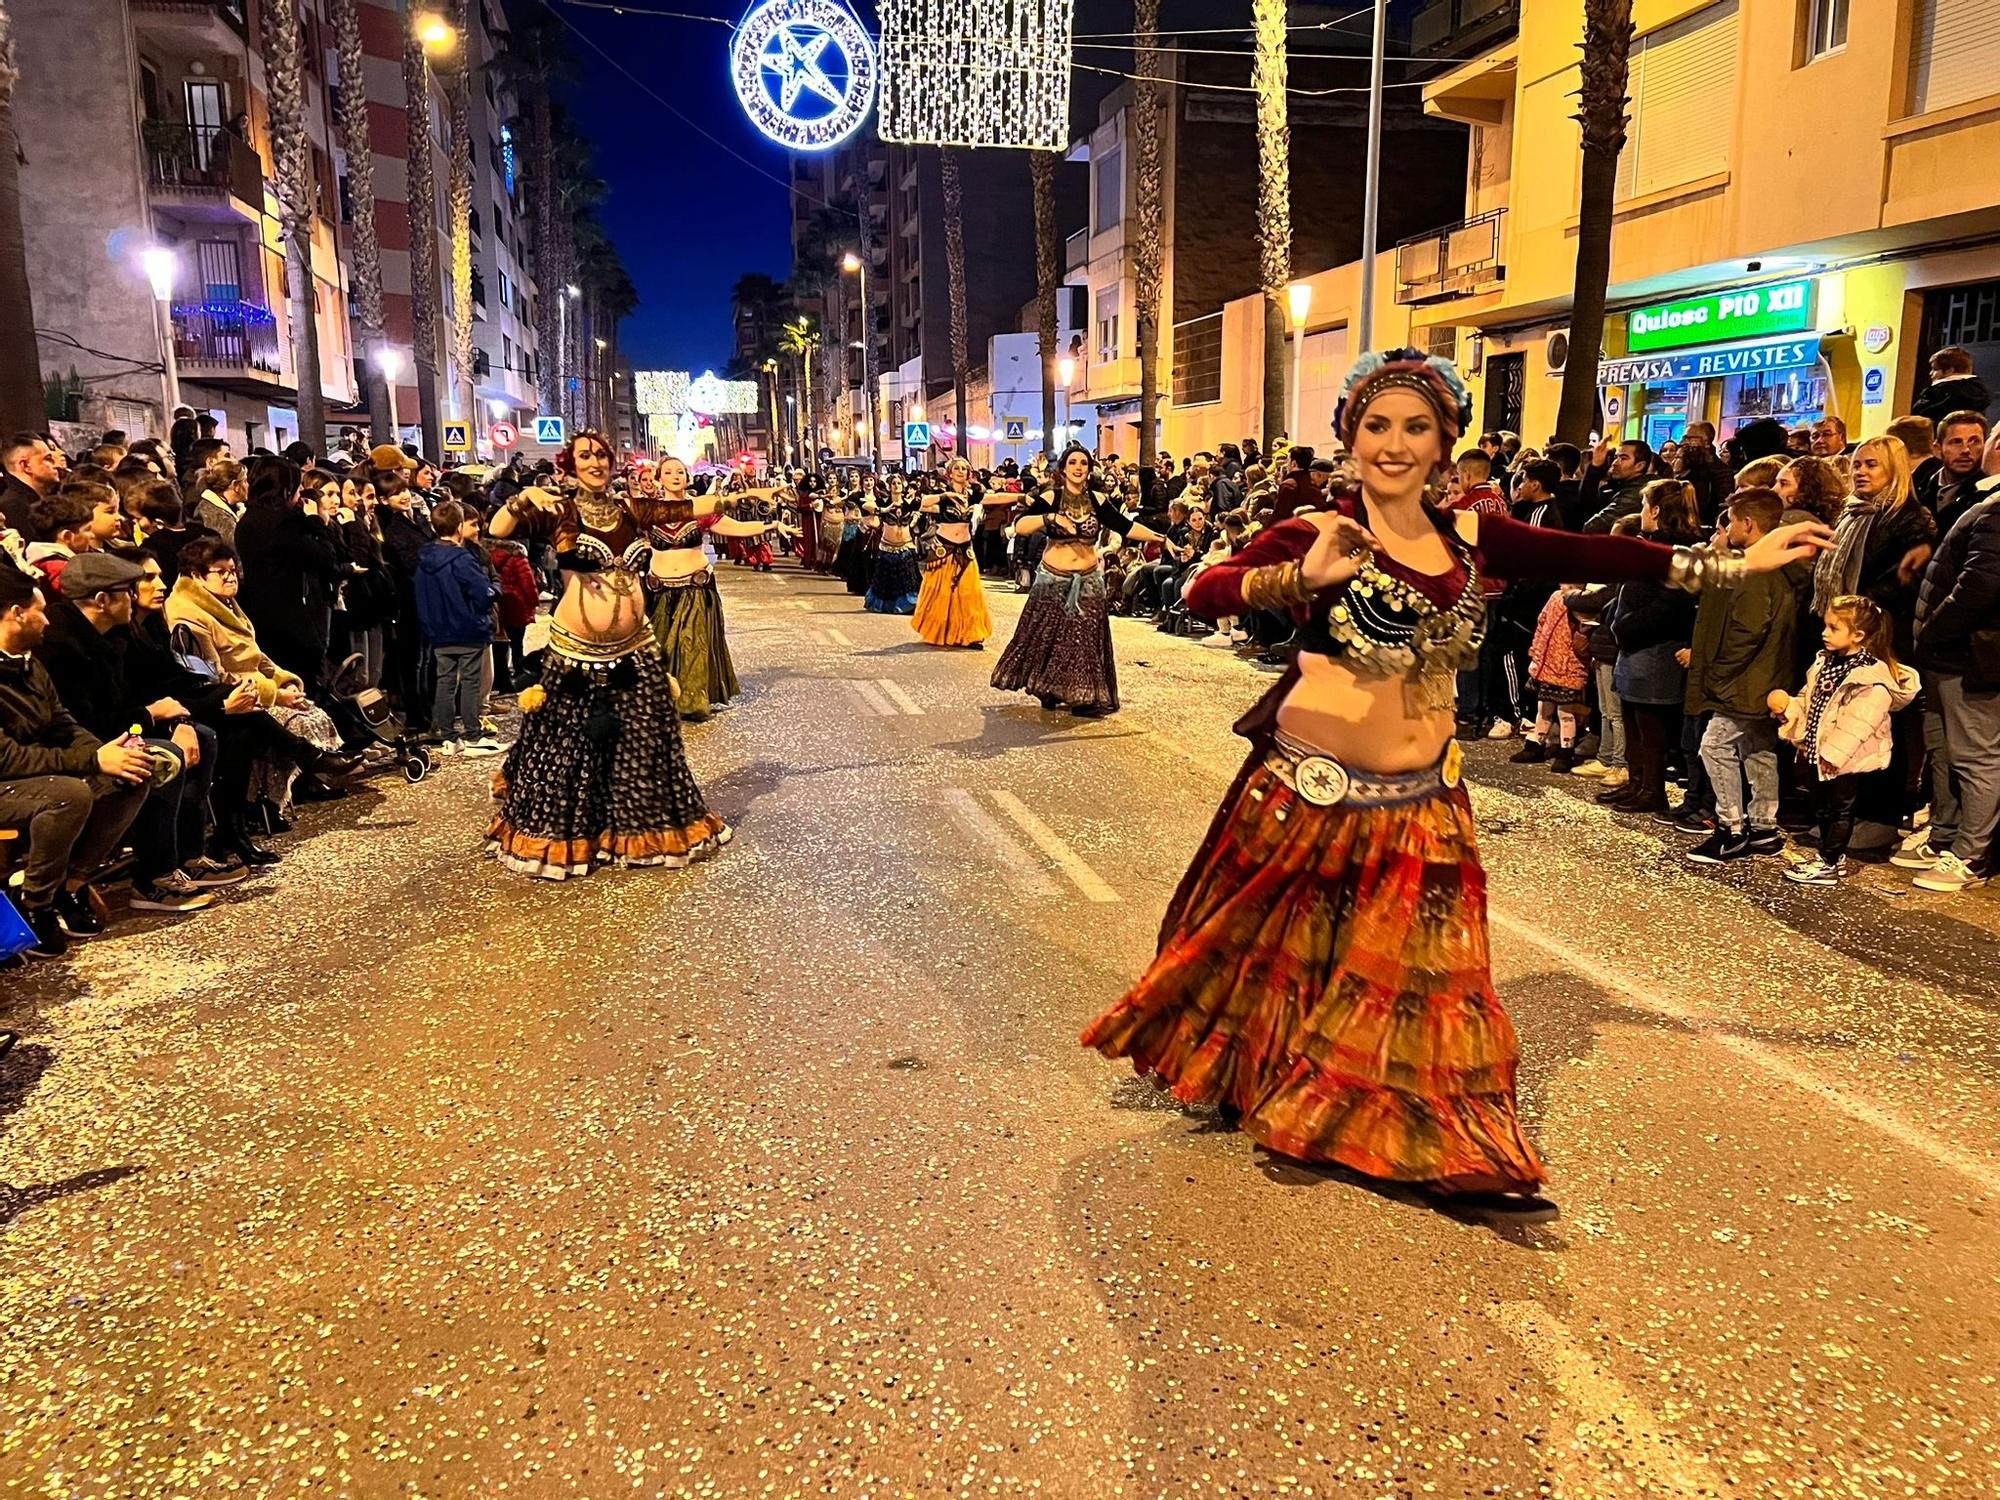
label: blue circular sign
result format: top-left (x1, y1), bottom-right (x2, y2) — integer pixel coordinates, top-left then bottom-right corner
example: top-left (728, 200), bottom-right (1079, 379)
top-left (730, 0), bottom-right (876, 152)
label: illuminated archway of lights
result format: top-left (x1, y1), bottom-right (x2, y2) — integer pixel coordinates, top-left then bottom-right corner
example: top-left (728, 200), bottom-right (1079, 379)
top-left (730, 0), bottom-right (877, 152)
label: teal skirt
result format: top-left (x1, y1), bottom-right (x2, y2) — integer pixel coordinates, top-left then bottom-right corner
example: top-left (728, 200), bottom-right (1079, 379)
top-left (650, 574), bottom-right (739, 721)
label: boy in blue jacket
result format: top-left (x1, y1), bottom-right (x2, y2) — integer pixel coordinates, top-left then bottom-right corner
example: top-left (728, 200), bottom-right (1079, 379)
top-left (415, 500), bottom-right (502, 756)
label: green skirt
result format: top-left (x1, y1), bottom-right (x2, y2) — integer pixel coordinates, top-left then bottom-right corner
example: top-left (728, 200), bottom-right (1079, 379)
top-left (650, 574), bottom-right (739, 721)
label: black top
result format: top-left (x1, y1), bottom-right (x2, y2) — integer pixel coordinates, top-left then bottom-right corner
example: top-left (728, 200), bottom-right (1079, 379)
top-left (1025, 488), bottom-right (1131, 544)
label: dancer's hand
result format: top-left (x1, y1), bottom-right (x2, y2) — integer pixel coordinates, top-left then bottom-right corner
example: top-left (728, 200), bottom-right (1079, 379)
top-left (1299, 514), bottom-right (1379, 591)
top-left (1742, 520), bottom-right (1835, 575)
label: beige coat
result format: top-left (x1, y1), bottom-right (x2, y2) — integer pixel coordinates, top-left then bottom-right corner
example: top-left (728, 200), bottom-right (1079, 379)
top-left (164, 575), bottom-right (302, 708)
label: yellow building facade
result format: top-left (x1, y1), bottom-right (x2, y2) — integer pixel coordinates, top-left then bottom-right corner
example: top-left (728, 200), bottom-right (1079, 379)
top-left (1411, 0), bottom-right (2000, 447)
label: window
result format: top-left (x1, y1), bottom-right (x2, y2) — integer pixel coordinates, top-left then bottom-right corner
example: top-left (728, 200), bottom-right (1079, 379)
top-left (1802, 0), bottom-right (1848, 59)
top-left (500, 269), bottom-right (512, 311)
top-left (1909, 0), bottom-right (2000, 115)
top-left (1095, 285), bottom-right (1121, 363)
top-left (504, 332), bottom-right (514, 370)
top-left (1093, 146), bottom-right (1123, 233)
top-left (1613, 1), bottom-right (1740, 203)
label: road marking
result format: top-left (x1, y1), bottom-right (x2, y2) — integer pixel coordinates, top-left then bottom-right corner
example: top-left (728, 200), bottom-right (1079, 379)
top-left (845, 679), bottom-right (897, 717)
top-left (876, 679), bottom-right (924, 716)
top-left (1489, 908), bottom-right (1997, 1193)
top-left (942, 790), bottom-right (1059, 896)
top-left (986, 790), bottom-right (1120, 903)
top-left (825, 627), bottom-right (854, 647)
top-left (1484, 1301), bottom-right (1728, 1499)
top-left (788, 600), bottom-right (814, 611)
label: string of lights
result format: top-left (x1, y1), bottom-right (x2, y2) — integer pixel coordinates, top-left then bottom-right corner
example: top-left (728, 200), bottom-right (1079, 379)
top-left (878, 0), bottom-right (1075, 150)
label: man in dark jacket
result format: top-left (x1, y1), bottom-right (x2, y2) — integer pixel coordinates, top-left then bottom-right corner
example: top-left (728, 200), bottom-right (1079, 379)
top-left (1580, 439), bottom-right (1655, 532)
top-left (1683, 490), bottom-right (1796, 863)
top-left (1911, 346), bottom-right (1994, 425)
top-left (1917, 411), bottom-right (1990, 534)
top-left (2, 432), bottom-right (61, 534)
top-left (371, 447), bottom-right (439, 732)
top-left (1910, 493), bottom-right (2000, 890)
top-left (0, 564), bottom-right (154, 956)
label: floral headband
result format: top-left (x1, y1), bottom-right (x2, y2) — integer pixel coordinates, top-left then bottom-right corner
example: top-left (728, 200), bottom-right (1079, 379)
top-left (1333, 350), bottom-right (1475, 446)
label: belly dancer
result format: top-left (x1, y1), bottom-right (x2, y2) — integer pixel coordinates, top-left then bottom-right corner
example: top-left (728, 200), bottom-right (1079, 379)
top-left (991, 445), bottom-right (1167, 715)
top-left (1081, 350), bottom-right (1830, 1216)
top-left (647, 457), bottom-right (773, 722)
top-left (485, 431), bottom-right (729, 879)
top-left (913, 456), bottom-right (992, 647)
top-left (865, 497), bottom-right (923, 614)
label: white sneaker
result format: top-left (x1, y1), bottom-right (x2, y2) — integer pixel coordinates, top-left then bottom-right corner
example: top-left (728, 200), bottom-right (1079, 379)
top-left (1912, 851), bottom-right (1987, 893)
top-left (1785, 857), bottom-right (1846, 886)
top-left (1599, 767), bottom-right (1630, 788)
top-left (1571, 759), bottom-right (1609, 778)
top-left (1229, 629), bottom-right (1250, 644)
top-left (460, 736), bottom-right (505, 758)
top-left (1197, 632), bottom-right (1232, 648)
top-left (436, 739), bottom-right (461, 756)
top-left (1486, 720), bottom-right (1517, 740)
top-left (1889, 842), bottom-right (1941, 871)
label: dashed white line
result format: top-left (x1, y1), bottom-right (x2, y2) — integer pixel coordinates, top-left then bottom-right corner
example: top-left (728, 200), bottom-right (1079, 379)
top-left (876, 679), bottom-right (924, 716)
top-left (845, 679), bottom-right (897, 716)
top-left (942, 790), bottom-right (1059, 896)
top-left (987, 790), bottom-right (1120, 903)
top-left (825, 627), bottom-right (854, 647)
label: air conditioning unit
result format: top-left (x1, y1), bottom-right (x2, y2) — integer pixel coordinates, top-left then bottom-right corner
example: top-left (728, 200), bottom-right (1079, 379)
top-left (1545, 330), bottom-right (1570, 375)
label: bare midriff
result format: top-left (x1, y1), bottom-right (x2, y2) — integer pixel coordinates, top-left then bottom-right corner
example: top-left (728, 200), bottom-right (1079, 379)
top-left (649, 548), bottom-right (710, 585)
top-left (880, 521), bottom-right (913, 548)
top-left (1040, 538), bottom-right (1100, 576)
top-left (936, 522), bottom-right (973, 547)
top-left (553, 567), bottom-right (649, 643)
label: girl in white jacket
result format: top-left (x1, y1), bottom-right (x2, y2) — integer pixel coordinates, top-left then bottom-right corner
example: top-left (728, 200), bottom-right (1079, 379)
top-left (1769, 595), bottom-right (1920, 884)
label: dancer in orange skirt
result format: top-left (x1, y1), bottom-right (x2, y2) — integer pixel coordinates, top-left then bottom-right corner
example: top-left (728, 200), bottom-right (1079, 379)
top-left (1081, 349), bottom-right (1831, 1218)
top-left (913, 456), bottom-right (993, 647)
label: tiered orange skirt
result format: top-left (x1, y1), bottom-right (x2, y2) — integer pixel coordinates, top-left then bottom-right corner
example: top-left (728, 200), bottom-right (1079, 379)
top-left (1082, 754), bottom-right (1543, 1193)
top-left (913, 544), bottom-right (992, 647)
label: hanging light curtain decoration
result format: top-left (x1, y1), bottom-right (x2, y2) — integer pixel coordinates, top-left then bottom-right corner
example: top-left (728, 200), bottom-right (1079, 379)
top-left (878, 0), bottom-right (1075, 150)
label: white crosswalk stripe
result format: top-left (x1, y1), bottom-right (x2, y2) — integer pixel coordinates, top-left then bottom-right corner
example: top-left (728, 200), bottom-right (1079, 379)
top-left (986, 790), bottom-right (1120, 903)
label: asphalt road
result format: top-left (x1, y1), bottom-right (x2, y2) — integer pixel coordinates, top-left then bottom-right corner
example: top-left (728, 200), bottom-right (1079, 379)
top-left (3, 559), bottom-right (1997, 1500)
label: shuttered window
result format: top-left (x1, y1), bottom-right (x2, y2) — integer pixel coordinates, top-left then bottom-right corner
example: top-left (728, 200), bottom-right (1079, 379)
top-left (1614, 1), bottom-right (1740, 202)
top-left (1909, 0), bottom-right (2000, 116)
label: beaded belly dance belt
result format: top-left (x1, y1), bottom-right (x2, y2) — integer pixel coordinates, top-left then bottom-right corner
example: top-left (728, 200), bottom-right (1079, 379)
top-left (1258, 730), bottom-right (1464, 809)
top-left (548, 618), bottom-right (655, 664)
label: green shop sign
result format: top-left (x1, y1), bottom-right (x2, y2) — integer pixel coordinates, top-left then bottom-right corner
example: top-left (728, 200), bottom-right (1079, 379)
top-left (1625, 279), bottom-right (1815, 354)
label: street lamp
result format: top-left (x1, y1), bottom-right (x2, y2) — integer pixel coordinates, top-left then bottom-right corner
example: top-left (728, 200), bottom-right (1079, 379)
top-left (414, 11), bottom-right (455, 51)
top-left (1286, 280), bottom-right (1313, 446)
top-left (842, 250), bottom-right (876, 466)
top-left (557, 284), bottom-right (580, 427)
top-left (139, 245), bottom-right (181, 420)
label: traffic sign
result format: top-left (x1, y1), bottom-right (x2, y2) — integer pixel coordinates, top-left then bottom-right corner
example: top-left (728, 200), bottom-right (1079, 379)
top-left (534, 415), bottom-right (566, 444)
top-left (904, 420), bottom-right (932, 450)
top-left (1002, 418), bottom-right (1027, 442)
top-left (442, 421), bottom-right (471, 453)
top-left (488, 419), bottom-right (520, 450)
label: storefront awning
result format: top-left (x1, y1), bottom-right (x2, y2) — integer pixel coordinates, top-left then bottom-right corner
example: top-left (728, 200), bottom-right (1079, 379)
top-left (1597, 334), bottom-right (1822, 388)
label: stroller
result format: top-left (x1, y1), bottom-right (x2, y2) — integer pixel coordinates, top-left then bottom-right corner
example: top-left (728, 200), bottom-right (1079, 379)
top-left (330, 653), bottom-right (433, 784)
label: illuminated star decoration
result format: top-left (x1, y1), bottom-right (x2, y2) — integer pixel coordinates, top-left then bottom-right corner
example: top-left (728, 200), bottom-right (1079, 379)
top-left (729, 0), bottom-right (876, 152)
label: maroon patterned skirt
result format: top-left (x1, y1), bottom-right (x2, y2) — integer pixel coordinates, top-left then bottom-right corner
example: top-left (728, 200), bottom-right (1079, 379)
top-left (990, 564), bottom-right (1118, 712)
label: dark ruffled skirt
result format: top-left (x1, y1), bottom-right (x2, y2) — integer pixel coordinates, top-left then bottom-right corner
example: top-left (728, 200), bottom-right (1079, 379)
top-left (913, 543), bottom-right (991, 646)
top-left (650, 576), bottom-right (739, 721)
top-left (990, 564), bottom-right (1118, 712)
top-left (487, 642), bottom-right (729, 881)
top-left (865, 546), bottom-right (922, 615)
top-left (838, 535), bottom-right (874, 594)
top-left (1081, 750), bottom-right (1543, 1193)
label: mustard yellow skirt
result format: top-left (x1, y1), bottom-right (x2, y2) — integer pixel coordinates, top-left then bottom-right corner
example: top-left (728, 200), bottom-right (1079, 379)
top-left (913, 542), bottom-right (991, 647)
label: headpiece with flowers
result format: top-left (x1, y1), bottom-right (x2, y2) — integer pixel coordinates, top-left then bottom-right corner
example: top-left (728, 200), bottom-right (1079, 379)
top-left (1332, 349), bottom-right (1475, 447)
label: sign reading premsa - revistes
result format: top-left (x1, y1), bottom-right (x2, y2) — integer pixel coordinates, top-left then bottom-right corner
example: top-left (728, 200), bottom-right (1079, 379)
top-left (1625, 279), bottom-right (1815, 354)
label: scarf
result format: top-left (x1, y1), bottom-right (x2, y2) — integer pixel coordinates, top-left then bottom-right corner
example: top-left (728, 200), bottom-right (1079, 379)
top-left (1803, 648), bottom-right (1873, 754)
top-left (1812, 496), bottom-right (1881, 617)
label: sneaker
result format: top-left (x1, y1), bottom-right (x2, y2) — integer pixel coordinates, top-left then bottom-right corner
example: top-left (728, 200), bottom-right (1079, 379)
top-left (436, 739), bottom-right (461, 756)
top-left (1549, 747), bottom-right (1575, 774)
top-left (1688, 829), bottom-right (1751, 864)
top-left (1599, 767), bottom-right (1630, 788)
top-left (460, 736), bottom-right (505, 758)
top-left (181, 854), bottom-right (248, 888)
top-left (1669, 810), bottom-right (1715, 835)
top-left (1743, 827), bottom-right (1786, 856)
top-left (1785, 857), bottom-right (1846, 885)
top-left (1197, 631), bottom-right (1232, 648)
top-left (1508, 740), bottom-right (1547, 764)
top-left (1229, 628), bottom-right (1250, 644)
top-left (1912, 852), bottom-right (1989, 893)
top-left (1486, 720), bottom-right (1517, 740)
top-left (18, 903), bottom-right (66, 959)
top-left (1571, 759), bottom-right (1609, 778)
top-left (54, 886), bottom-right (106, 939)
top-left (1889, 842), bottom-right (1942, 871)
top-left (129, 874), bottom-right (216, 913)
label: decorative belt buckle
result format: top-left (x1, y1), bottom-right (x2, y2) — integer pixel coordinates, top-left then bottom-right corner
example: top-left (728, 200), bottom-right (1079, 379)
top-left (1442, 739), bottom-right (1464, 789)
top-left (1293, 756), bottom-right (1351, 807)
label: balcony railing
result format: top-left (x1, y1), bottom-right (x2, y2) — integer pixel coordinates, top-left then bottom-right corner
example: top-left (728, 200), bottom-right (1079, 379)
top-left (1065, 228), bottom-right (1088, 275)
top-left (171, 300), bottom-right (282, 376)
top-left (1409, 0), bottom-right (1519, 58)
top-left (1395, 208), bottom-right (1506, 304)
top-left (144, 123), bottom-right (262, 205)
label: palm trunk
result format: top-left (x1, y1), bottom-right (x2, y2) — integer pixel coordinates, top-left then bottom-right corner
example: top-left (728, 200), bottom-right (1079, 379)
top-left (1252, 0), bottom-right (1291, 457)
top-left (403, 27), bottom-right (443, 456)
top-left (331, 0), bottom-right (390, 441)
top-left (1131, 0), bottom-right (1163, 475)
top-left (0, 0), bottom-right (44, 431)
top-left (1557, 0), bottom-right (1634, 445)
top-left (263, 0), bottom-right (324, 451)
top-left (942, 149), bottom-right (968, 459)
top-left (447, 0), bottom-right (474, 427)
top-left (1031, 149), bottom-right (1058, 456)
top-left (531, 91), bottom-right (558, 417)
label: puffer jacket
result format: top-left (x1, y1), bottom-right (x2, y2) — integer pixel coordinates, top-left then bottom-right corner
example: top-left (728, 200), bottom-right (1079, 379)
top-left (1912, 495), bottom-right (2000, 684)
top-left (1779, 653), bottom-right (1921, 775)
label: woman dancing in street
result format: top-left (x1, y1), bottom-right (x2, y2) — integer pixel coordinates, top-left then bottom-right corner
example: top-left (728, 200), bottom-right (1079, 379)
top-left (1081, 350), bottom-right (1829, 1217)
top-left (647, 456), bottom-right (774, 722)
top-left (991, 445), bottom-right (1167, 714)
top-left (865, 493), bottom-right (923, 615)
top-left (913, 456), bottom-right (993, 647)
top-left (486, 432), bottom-right (728, 879)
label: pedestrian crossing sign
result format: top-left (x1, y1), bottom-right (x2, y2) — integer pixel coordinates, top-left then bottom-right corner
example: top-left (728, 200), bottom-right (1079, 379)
top-left (442, 421), bottom-right (471, 453)
top-left (534, 415), bottom-right (566, 445)
top-left (1002, 418), bottom-right (1027, 441)
top-left (904, 421), bottom-right (932, 450)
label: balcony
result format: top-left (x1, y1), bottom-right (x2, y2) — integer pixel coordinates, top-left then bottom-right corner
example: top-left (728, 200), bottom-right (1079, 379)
top-left (130, 0), bottom-right (247, 43)
top-left (1395, 209), bottom-right (1506, 305)
top-left (144, 124), bottom-right (262, 220)
top-left (1408, 0), bottom-right (1519, 62)
top-left (171, 299), bottom-right (285, 393)
top-left (1065, 228), bottom-right (1088, 276)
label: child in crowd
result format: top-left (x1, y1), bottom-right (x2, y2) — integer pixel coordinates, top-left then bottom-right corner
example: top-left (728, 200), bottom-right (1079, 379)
top-left (1513, 583), bottom-right (1590, 772)
top-left (1771, 595), bottom-right (1920, 885)
top-left (414, 500), bottom-right (503, 757)
top-left (1197, 511), bottom-right (1252, 648)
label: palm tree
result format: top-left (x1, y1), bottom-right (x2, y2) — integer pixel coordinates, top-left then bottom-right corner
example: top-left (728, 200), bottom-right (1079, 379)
top-left (941, 148), bottom-right (968, 457)
top-left (0, 0), bottom-right (42, 431)
top-left (779, 315), bottom-right (821, 459)
top-left (447, 0), bottom-right (476, 427)
top-left (1556, 0), bottom-right (1634, 445)
top-left (1031, 149), bottom-right (1058, 456)
top-left (1130, 0), bottom-right (1164, 475)
top-left (331, 0), bottom-right (389, 440)
top-left (486, 11), bottom-right (568, 419)
top-left (403, 21), bottom-right (444, 455)
top-left (1251, 0), bottom-right (1290, 458)
top-left (263, 0), bottom-right (324, 451)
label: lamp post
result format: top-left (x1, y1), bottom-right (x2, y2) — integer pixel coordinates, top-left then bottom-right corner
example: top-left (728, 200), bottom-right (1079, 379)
top-left (559, 283), bottom-right (580, 428)
top-left (841, 251), bottom-right (876, 466)
top-left (1286, 280), bottom-right (1313, 448)
top-left (1356, 0), bottom-right (1388, 351)
top-left (139, 246), bottom-right (181, 424)
top-left (374, 346), bottom-right (406, 440)
top-left (1057, 355), bottom-right (1075, 455)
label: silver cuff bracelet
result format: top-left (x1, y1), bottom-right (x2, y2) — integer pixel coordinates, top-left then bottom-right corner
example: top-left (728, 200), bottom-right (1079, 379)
top-left (1666, 543), bottom-right (1747, 593)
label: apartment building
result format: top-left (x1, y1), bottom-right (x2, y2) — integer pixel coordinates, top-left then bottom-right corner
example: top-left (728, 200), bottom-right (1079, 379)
top-left (1409, 0), bottom-right (2000, 446)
